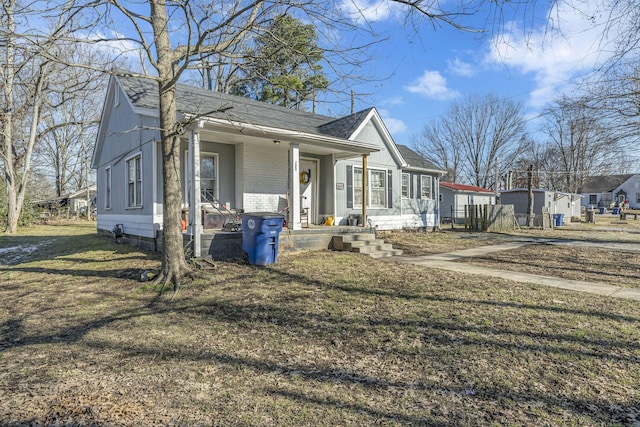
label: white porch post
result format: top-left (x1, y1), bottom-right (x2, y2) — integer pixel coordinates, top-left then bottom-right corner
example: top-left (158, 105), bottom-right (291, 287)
top-left (189, 125), bottom-right (203, 257)
top-left (362, 154), bottom-right (367, 227)
top-left (290, 142), bottom-right (301, 230)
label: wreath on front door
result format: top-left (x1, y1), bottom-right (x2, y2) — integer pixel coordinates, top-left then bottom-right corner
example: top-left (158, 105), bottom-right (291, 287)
top-left (299, 169), bottom-right (311, 185)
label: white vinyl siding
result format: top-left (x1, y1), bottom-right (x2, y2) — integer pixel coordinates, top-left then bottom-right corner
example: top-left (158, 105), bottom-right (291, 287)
top-left (126, 154), bottom-right (142, 208)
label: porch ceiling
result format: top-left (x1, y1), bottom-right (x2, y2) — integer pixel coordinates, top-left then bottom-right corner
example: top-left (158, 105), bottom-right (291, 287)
top-left (198, 120), bottom-right (379, 159)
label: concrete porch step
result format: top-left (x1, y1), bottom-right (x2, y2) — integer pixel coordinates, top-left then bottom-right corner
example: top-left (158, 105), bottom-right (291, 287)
top-left (332, 234), bottom-right (402, 258)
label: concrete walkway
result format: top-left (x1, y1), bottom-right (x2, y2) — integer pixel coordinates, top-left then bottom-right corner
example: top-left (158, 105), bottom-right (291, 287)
top-left (393, 239), bottom-right (640, 301)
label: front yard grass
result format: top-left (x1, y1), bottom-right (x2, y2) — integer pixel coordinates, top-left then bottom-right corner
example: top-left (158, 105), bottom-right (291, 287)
top-left (0, 222), bottom-right (639, 425)
top-left (461, 244), bottom-right (640, 288)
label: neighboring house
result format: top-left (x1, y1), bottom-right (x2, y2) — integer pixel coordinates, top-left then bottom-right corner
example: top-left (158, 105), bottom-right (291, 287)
top-left (500, 189), bottom-right (582, 225)
top-left (34, 185), bottom-right (96, 216)
top-left (439, 182), bottom-right (496, 224)
top-left (578, 174), bottom-right (640, 209)
top-left (92, 74), bottom-right (445, 255)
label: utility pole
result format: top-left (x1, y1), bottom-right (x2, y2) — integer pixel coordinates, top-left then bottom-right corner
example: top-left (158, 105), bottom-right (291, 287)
top-left (527, 164), bottom-right (534, 227)
top-left (494, 157), bottom-right (499, 203)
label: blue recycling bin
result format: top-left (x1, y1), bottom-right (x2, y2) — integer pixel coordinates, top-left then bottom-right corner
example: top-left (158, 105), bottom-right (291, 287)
top-left (598, 207), bottom-right (606, 214)
top-left (241, 212), bottom-right (285, 265)
top-left (612, 207), bottom-right (621, 215)
top-left (553, 213), bottom-right (565, 226)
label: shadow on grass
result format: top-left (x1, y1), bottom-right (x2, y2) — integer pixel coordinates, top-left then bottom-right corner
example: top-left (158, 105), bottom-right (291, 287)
top-left (265, 388), bottom-right (449, 426)
top-left (0, 272), bottom-right (635, 424)
top-left (1, 244), bottom-right (638, 424)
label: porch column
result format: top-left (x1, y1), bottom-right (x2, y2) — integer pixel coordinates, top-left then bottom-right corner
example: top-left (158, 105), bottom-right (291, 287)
top-left (362, 154), bottom-right (367, 227)
top-left (189, 125), bottom-right (203, 257)
top-left (290, 142), bottom-right (301, 230)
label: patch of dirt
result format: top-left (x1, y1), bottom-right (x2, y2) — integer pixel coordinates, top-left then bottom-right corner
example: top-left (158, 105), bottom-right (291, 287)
top-left (0, 241), bottom-right (54, 265)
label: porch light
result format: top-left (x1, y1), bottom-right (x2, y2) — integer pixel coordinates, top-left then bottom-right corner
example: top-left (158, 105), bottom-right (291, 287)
top-left (273, 140), bottom-right (281, 145)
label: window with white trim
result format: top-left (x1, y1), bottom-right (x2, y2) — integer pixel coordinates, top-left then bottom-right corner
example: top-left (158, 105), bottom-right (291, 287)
top-left (420, 175), bottom-right (432, 199)
top-left (353, 167), bottom-right (387, 208)
top-left (126, 154), bottom-right (142, 208)
top-left (353, 167), bottom-right (363, 206)
top-left (105, 166), bottom-right (112, 210)
top-left (370, 170), bottom-right (386, 208)
top-left (401, 173), bottom-right (409, 198)
top-left (200, 154), bottom-right (218, 203)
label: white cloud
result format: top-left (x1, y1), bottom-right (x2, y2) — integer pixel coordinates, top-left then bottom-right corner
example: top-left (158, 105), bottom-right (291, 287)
top-left (404, 70), bottom-right (460, 100)
top-left (77, 30), bottom-right (143, 62)
top-left (380, 96), bottom-right (404, 106)
top-left (488, 0), bottom-right (622, 108)
top-left (338, 0), bottom-right (403, 23)
top-left (379, 108), bottom-right (407, 135)
top-left (447, 58), bottom-right (475, 77)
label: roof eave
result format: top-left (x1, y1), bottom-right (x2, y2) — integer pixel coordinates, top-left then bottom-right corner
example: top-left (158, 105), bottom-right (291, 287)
top-left (403, 165), bottom-right (446, 175)
top-left (197, 116), bottom-right (380, 155)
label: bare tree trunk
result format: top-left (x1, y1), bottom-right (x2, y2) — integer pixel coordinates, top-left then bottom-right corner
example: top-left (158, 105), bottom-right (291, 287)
top-left (2, 0), bottom-right (17, 234)
top-left (151, 0), bottom-right (191, 289)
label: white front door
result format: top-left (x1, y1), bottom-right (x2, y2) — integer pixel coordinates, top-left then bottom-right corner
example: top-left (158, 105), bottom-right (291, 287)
top-left (300, 159), bottom-right (318, 224)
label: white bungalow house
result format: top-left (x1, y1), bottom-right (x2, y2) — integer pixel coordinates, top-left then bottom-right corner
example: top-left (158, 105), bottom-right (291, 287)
top-left (578, 174), bottom-right (640, 209)
top-left (92, 74), bottom-right (444, 255)
top-left (439, 182), bottom-right (496, 224)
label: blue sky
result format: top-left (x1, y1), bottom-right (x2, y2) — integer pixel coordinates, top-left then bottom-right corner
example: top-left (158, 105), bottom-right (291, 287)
top-left (86, 0), bottom-right (624, 149)
top-left (335, 0), bottom-right (624, 148)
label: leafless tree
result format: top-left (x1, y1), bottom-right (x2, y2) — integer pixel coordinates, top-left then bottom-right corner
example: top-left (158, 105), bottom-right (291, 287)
top-left (411, 119), bottom-right (462, 183)
top-left (539, 96), bottom-right (623, 193)
top-left (0, 0), bottom-right (74, 233)
top-left (413, 94), bottom-right (527, 189)
top-left (35, 62), bottom-right (104, 198)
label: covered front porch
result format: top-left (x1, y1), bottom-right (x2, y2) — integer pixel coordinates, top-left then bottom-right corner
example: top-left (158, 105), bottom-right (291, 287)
top-left (195, 224), bottom-right (374, 261)
top-left (182, 118), bottom-right (379, 257)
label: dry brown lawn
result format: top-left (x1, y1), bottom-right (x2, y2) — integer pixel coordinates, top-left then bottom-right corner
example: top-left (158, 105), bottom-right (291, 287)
top-left (0, 222), bottom-right (639, 426)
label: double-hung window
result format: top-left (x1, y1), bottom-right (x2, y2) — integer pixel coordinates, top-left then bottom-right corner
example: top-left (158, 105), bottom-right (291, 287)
top-left (420, 175), bottom-right (432, 200)
top-left (200, 154), bottom-right (217, 203)
top-left (370, 170), bottom-right (386, 208)
top-left (105, 167), bottom-right (112, 210)
top-left (401, 173), bottom-right (409, 198)
top-left (127, 154), bottom-right (142, 208)
top-left (353, 167), bottom-right (387, 208)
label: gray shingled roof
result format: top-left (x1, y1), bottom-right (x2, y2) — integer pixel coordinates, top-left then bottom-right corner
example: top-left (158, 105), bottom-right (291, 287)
top-left (118, 74), bottom-right (367, 139)
top-left (578, 174), bottom-right (636, 193)
top-left (396, 144), bottom-right (442, 171)
top-left (318, 108), bottom-right (374, 139)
